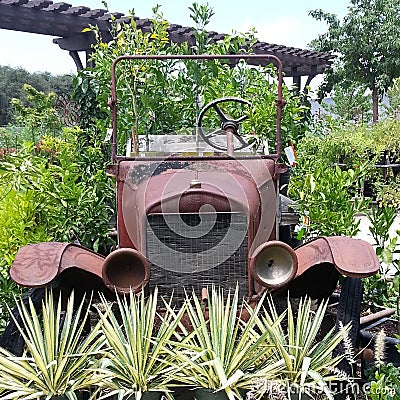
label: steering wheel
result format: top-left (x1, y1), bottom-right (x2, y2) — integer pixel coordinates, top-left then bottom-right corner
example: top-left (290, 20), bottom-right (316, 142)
top-left (196, 97), bottom-right (252, 153)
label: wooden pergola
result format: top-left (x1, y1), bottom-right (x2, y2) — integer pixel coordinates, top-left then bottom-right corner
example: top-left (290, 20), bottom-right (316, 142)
top-left (0, 0), bottom-right (334, 89)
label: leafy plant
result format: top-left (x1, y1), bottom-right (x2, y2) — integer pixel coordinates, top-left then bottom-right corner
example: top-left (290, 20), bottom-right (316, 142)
top-left (0, 129), bottom-right (114, 253)
top-left (0, 187), bottom-right (50, 330)
top-left (309, 0), bottom-right (400, 122)
top-left (250, 298), bottom-right (353, 400)
top-left (0, 65), bottom-right (72, 127)
top-left (323, 81), bottom-right (372, 124)
top-left (95, 288), bottom-right (187, 400)
top-left (366, 330), bottom-right (400, 400)
top-left (0, 290), bottom-right (106, 400)
top-left (375, 175), bottom-right (400, 210)
top-left (368, 366), bottom-right (400, 400)
top-left (170, 287), bottom-right (287, 400)
top-left (384, 77), bottom-right (400, 119)
top-left (81, 3), bottom-right (307, 154)
top-left (290, 162), bottom-right (369, 240)
top-left (0, 127), bottom-right (114, 331)
top-left (11, 84), bottom-right (62, 141)
top-left (363, 205), bottom-right (400, 317)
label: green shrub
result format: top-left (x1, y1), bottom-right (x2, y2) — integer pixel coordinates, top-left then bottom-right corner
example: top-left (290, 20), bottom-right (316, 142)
top-left (77, 4), bottom-right (308, 153)
top-left (0, 128), bottom-right (114, 331)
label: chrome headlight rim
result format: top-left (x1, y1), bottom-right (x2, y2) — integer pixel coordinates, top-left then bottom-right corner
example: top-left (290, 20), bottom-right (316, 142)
top-left (250, 241), bottom-right (298, 289)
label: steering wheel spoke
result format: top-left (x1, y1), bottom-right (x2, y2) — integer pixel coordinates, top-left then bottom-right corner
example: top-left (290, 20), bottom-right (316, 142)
top-left (235, 114), bottom-right (249, 124)
top-left (212, 104), bottom-right (229, 122)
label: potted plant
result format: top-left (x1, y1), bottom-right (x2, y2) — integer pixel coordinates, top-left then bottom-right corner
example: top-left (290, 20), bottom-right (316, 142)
top-left (170, 287), bottom-right (286, 400)
top-left (95, 288), bottom-right (187, 400)
top-left (356, 202), bottom-right (400, 375)
top-left (0, 290), bottom-right (106, 400)
top-left (247, 297), bottom-right (353, 400)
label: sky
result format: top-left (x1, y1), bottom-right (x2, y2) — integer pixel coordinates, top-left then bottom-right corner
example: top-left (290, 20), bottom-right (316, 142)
top-left (0, 0), bottom-right (350, 76)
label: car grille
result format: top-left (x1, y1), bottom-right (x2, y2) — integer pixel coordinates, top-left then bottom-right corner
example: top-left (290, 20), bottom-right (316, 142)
top-left (146, 212), bottom-right (248, 302)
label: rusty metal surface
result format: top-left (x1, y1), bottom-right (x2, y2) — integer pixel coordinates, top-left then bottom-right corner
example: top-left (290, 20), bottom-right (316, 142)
top-left (102, 248), bottom-right (150, 294)
top-left (59, 244), bottom-right (104, 277)
top-left (10, 242), bottom-right (69, 286)
top-left (324, 236), bottom-right (379, 277)
top-left (282, 236), bottom-right (379, 298)
top-left (10, 242), bottom-right (105, 288)
top-left (249, 241), bottom-right (298, 289)
top-left (116, 157), bottom-right (277, 255)
top-left (295, 237), bottom-right (335, 277)
top-left (295, 236), bottom-right (379, 278)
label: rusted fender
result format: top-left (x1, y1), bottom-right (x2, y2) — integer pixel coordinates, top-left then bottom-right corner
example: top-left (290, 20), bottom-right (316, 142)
top-left (279, 236), bottom-right (380, 299)
top-left (10, 242), bottom-right (105, 288)
top-left (296, 236), bottom-right (379, 278)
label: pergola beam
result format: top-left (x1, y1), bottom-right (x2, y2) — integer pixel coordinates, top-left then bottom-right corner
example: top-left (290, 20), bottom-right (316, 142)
top-left (0, 0), bottom-right (334, 78)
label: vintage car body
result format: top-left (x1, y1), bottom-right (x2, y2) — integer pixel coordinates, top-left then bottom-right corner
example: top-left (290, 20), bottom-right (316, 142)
top-left (10, 158), bottom-right (378, 302)
top-left (9, 54), bottom-right (379, 306)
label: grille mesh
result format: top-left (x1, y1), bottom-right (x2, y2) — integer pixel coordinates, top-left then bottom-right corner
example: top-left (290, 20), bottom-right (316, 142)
top-left (146, 213), bottom-right (248, 302)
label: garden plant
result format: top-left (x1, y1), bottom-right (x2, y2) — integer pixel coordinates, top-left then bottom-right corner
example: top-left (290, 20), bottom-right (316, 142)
top-left (0, 1), bottom-right (399, 399)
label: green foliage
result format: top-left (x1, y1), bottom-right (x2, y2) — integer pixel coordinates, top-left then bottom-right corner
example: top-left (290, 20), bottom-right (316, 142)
top-left (72, 69), bottom-right (107, 130)
top-left (0, 289), bottom-right (357, 400)
top-left (384, 77), bottom-right (400, 119)
top-left (309, 0), bottom-right (400, 121)
top-left (367, 363), bottom-right (400, 400)
top-left (324, 82), bottom-right (372, 124)
top-left (289, 119), bottom-right (400, 240)
top-left (10, 84), bottom-right (62, 143)
top-left (0, 66), bottom-right (72, 126)
top-left (363, 205), bottom-right (400, 311)
top-left (77, 3), bottom-right (307, 153)
top-left (0, 187), bottom-right (50, 328)
top-left (376, 176), bottom-right (400, 210)
top-left (249, 298), bottom-right (351, 400)
top-left (289, 127), bottom-right (372, 239)
top-left (0, 291), bottom-right (106, 400)
top-left (291, 164), bottom-right (369, 239)
top-left (0, 127), bottom-right (114, 331)
top-left (0, 178), bottom-right (52, 330)
top-left (170, 287), bottom-right (285, 399)
top-left (0, 129), bottom-right (114, 252)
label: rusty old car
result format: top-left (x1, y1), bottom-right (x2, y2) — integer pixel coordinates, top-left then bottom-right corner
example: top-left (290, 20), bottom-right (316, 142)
top-left (1, 54), bottom-right (379, 356)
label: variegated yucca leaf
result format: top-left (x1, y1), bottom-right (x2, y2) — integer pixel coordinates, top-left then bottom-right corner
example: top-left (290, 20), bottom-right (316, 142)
top-left (0, 290), bottom-right (106, 400)
top-left (169, 286), bottom-right (286, 400)
top-left (95, 288), bottom-right (187, 399)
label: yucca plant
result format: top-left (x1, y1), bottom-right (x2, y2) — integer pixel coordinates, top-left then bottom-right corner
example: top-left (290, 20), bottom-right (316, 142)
top-left (251, 298), bottom-right (353, 400)
top-left (95, 288), bottom-right (187, 400)
top-left (170, 287), bottom-right (287, 400)
top-left (0, 290), bottom-right (106, 400)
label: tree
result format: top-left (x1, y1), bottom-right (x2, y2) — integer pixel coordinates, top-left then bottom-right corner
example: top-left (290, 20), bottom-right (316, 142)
top-left (0, 66), bottom-right (73, 126)
top-left (309, 0), bottom-right (400, 122)
top-left (11, 84), bottom-right (61, 139)
top-left (325, 81), bottom-right (372, 123)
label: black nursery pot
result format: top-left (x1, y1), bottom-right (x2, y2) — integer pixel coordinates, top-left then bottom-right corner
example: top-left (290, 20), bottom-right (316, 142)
top-left (362, 179), bottom-right (376, 199)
